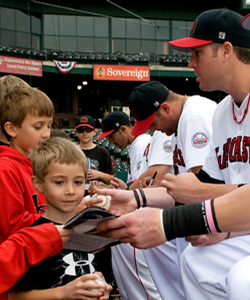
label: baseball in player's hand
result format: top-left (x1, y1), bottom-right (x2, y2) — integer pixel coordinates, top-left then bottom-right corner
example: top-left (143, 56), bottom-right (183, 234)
top-left (95, 188), bottom-right (137, 215)
top-left (96, 208), bottom-right (167, 249)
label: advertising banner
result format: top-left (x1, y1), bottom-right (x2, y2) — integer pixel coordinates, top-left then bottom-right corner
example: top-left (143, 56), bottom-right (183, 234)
top-left (0, 56), bottom-right (43, 77)
top-left (93, 65), bottom-right (150, 81)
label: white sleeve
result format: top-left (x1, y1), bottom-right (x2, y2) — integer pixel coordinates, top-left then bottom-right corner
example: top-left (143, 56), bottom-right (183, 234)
top-left (179, 116), bottom-right (213, 172)
top-left (148, 131), bottom-right (173, 168)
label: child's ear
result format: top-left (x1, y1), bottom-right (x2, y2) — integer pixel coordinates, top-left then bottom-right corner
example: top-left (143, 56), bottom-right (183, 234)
top-left (31, 176), bottom-right (44, 193)
top-left (4, 122), bottom-right (17, 138)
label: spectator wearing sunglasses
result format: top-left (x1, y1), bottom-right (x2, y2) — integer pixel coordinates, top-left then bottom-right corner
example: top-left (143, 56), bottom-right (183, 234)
top-left (75, 115), bottom-right (115, 293)
top-left (75, 115), bottom-right (114, 185)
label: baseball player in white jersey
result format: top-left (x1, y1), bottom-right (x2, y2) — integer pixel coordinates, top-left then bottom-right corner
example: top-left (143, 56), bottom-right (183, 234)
top-left (127, 81), bottom-right (216, 300)
top-left (127, 133), bottom-right (151, 183)
top-left (179, 93), bottom-right (250, 300)
top-left (96, 111), bottom-right (161, 300)
top-left (137, 130), bottom-right (173, 177)
top-left (166, 8), bottom-right (250, 300)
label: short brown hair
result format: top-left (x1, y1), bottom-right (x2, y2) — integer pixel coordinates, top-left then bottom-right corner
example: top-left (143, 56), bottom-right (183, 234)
top-left (0, 86), bottom-right (54, 140)
top-left (31, 137), bottom-right (88, 182)
top-left (0, 75), bottom-right (29, 94)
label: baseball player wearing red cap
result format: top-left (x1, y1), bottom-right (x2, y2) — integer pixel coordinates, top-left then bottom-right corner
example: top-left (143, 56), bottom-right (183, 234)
top-left (127, 80), bottom-right (217, 300)
top-left (93, 7), bottom-right (250, 300)
top-left (167, 7), bottom-right (250, 300)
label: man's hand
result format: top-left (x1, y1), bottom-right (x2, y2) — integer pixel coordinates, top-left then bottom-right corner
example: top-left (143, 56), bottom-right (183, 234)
top-left (140, 176), bottom-right (161, 188)
top-left (110, 177), bottom-right (127, 190)
top-left (161, 172), bottom-right (203, 204)
top-left (89, 180), bottom-right (108, 196)
top-left (185, 232), bottom-right (229, 246)
top-left (96, 208), bottom-right (167, 249)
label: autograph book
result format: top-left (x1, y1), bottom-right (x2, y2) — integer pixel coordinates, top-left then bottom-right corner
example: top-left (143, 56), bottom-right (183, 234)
top-left (63, 206), bottom-right (119, 252)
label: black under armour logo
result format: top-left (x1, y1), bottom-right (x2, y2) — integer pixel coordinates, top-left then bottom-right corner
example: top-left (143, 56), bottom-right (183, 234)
top-left (32, 193), bottom-right (47, 213)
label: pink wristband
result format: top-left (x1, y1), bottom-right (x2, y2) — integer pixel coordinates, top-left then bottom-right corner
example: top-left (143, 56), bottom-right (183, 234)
top-left (205, 200), bottom-right (218, 233)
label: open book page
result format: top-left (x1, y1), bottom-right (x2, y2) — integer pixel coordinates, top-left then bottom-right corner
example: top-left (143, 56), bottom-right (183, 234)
top-left (63, 206), bottom-right (120, 252)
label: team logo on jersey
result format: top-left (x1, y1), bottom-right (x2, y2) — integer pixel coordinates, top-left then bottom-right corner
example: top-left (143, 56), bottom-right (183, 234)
top-left (163, 140), bottom-right (172, 153)
top-left (137, 160), bottom-right (142, 170)
top-left (192, 132), bottom-right (208, 148)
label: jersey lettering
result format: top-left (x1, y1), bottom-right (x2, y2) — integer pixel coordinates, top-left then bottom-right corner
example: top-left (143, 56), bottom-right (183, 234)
top-left (173, 144), bottom-right (185, 168)
top-left (216, 135), bottom-right (250, 169)
top-left (143, 143), bottom-right (150, 163)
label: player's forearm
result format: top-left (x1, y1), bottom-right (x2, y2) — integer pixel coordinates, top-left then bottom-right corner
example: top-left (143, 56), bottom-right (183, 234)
top-left (139, 187), bottom-right (175, 209)
top-left (193, 182), bottom-right (238, 202)
top-left (162, 184), bottom-right (250, 241)
top-left (215, 184), bottom-right (250, 232)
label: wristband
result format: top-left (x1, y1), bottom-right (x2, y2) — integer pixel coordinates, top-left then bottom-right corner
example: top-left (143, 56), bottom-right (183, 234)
top-left (238, 183), bottom-right (245, 188)
top-left (162, 203), bottom-right (207, 241)
top-left (203, 199), bottom-right (222, 233)
top-left (138, 188), bottom-right (147, 207)
top-left (133, 190), bottom-right (140, 209)
top-left (226, 232), bottom-right (231, 239)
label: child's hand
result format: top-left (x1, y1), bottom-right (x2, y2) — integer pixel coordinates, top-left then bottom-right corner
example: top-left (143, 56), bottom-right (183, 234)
top-left (55, 226), bottom-right (73, 244)
top-left (59, 273), bottom-right (107, 299)
top-left (87, 169), bottom-right (100, 181)
top-left (94, 272), bottom-right (112, 300)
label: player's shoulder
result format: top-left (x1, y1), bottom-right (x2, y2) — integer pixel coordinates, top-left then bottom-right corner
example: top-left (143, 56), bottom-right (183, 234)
top-left (187, 95), bottom-right (217, 108)
top-left (212, 94), bottom-right (232, 117)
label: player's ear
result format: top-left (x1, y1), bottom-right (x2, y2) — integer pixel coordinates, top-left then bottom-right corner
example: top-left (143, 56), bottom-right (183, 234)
top-left (4, 122), bottom-right (17, 138)
top-left (119, 125), bottom-right (127, 133)
top-left (160, 102), bottom-right (170, 115)
top-left (222, 41), bottom-right (233, 61)
top-left (31, 175), bottom-right (44, 193)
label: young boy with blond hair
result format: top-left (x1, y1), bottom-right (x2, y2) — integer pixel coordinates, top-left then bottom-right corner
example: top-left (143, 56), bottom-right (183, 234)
top-left (0, 75), bottom-right (30, 146)
top-left (0, 86), bottom-right (54, 300)
top-left (9, 137), bottom-right (111, 300)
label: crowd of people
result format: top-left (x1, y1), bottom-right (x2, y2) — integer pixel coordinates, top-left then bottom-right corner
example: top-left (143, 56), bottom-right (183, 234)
top-left (1, 6), bottom-right (250, 300)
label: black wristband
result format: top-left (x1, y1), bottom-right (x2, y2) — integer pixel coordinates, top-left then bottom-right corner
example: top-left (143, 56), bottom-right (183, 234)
top-left (238, 183), bottom-right (245, 188)
top-left (138, 188), bottom-right (147, 207)
top-left (133, 190), bottom-right (140, 209)
top-left (162, 202), bottom-right (208, 241)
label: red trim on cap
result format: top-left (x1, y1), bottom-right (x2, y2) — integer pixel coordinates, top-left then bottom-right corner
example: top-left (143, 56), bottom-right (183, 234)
top-left (75, 124), bottom-right (94, 130)
top-left (169, 37), bottom-right (213, 52)
top-left (96, 129), bottom-right (115, 140)
top-left (242, 13), bottom-right (250, 29)
top-left (131, 113), bottom-right (156, 136)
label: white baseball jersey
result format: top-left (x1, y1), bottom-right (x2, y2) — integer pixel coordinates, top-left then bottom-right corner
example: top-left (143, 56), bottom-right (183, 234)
top-left (143, 95), bottom-right (217, 300)
top-left (181, 94), bottom-right (250, 300)
top-left (112, 133), bottom-right (162, 300)
top-left (172, 95), bottom-right (217, 174)
top-left (139, 130), bottom-right (173, 176)
top-left (127, 133), bottom-right (151, 182)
